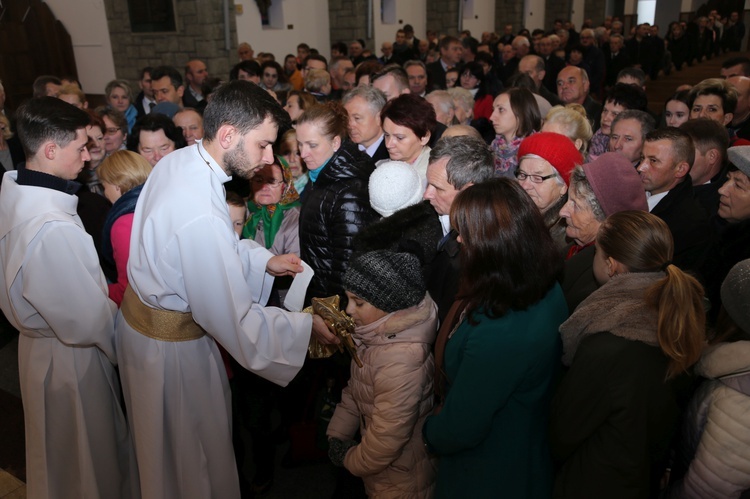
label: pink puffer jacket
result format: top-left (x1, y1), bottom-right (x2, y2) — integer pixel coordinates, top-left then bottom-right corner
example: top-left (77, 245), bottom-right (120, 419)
top-left (327, 295), bottom-right (438, 498)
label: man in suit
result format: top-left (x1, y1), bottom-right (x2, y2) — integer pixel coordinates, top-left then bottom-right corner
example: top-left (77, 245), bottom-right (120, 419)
top-left (182, 60), bottom-right (209, 112)
top-left (638, 127), bottom-right (712, 275)
top-left (426, 36), bottom-right (463, 90)
top-left (134, 67), bottom-right (157, 120)
top-left (603, 35), bottom-right (631, 88)
top-left (343, 86), bottom-right (390, 162)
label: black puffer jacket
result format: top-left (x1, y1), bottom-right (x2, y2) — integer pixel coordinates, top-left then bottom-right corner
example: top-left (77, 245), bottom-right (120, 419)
top-left (300, 140), bottom-right (379, 304)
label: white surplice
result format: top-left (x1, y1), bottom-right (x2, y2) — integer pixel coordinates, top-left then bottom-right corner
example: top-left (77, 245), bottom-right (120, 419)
top-left (0, 171), bottom-right (137, 499)
top-left (116, 143), bottom-right (311, 499)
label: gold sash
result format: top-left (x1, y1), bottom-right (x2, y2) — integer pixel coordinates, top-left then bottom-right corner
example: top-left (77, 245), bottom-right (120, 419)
top-left (121, 286), bottom-right (206, 342)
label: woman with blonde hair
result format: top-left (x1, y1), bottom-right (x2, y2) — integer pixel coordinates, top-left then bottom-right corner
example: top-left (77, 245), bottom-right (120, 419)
top-left (541, 104), bottom-right (593, 155)
top-left (98, 150), bottom-right (152, 305)
top-left (550, 210), bottom-right (706, 498)
top-left (105, 79), bottom-right (138, 133)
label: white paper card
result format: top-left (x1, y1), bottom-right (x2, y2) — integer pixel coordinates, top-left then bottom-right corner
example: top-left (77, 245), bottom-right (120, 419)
top-left (283, 260), bottom-right (314, 312)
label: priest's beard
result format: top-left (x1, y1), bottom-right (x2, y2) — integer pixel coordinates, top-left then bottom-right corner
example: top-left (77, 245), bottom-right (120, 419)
top-left (223, 136), bottom-right (261, 179)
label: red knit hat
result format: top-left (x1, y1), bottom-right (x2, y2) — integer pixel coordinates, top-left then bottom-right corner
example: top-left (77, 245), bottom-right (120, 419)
top-left (517, 132), bottom-right (584, 186)
top-left (582, 152), bottom-right (648, 216)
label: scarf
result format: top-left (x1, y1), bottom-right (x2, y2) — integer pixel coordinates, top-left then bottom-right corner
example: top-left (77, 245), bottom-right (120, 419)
top-left (293, 172), bottom-right (309, 194)
top-left (243, 156), bottom-right (300, 248)
top-left (559, 272), bottom-right (663, 366)
top-left (490, 133), bottom-right (528, 178)
top-left (587, 128), bottom-right (609, 162)
top-left (101, 183), bottom-right (143, 278)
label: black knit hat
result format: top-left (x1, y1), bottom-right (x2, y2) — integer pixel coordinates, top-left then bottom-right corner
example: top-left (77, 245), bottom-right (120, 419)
top-left (344, 250), bottom-right (425, 313)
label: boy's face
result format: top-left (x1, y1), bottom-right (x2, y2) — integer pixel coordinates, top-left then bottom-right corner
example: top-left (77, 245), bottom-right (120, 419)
top-left (228, 204), bottom-right (247, 236)
top-left (345, 291), bottom-right (389, 327)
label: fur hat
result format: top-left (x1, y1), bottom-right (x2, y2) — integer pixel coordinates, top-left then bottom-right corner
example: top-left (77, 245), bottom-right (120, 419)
top-left (728, 146), bottom-right (750, 177)
top-left (369, 161), bottom-right (425, 217)
top-left (582, 152), bottom-right (648, 216)
top-left (344, 250), bottom-right (425, 313)
top-left (721, 258), bottom-right (750, 335)
top-left (517, 132), bottom-right (583, 185)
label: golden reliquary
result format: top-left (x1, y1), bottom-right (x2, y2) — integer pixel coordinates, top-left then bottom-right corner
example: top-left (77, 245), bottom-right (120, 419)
top-left (305, 296), bottom-right (363, 368)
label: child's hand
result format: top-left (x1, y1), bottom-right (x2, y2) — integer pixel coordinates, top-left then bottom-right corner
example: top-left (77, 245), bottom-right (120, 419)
top-left (266, 254), bottom-right (304, 276)
top-left (312, 315), bottom-right (341, 345)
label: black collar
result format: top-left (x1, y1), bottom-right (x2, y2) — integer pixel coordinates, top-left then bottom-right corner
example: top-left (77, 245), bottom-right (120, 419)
top-left (16, 166), bottom-right (80, 195)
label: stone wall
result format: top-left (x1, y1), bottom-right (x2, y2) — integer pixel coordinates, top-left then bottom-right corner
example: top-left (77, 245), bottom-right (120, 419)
top-left (547, 0), bottom-right (573, 30)
top-left (427, 0), bottom-right (459, 36)
top-left (103, 0), bottom-right (237, 88)
top-left (494, 0), bottom-right (524, 35)
top-left (328, 0), bottom-right (371, 51)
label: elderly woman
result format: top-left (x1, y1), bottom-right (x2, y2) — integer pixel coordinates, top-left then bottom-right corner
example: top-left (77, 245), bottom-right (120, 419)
top-left (542, 105), bottom-right (593, 156)
top-left (423, 178), bottom-right (568, 498)
top-left (381, 93), bottom-right (437, 185)
top-left (243, 157), bottom-right (300, 257)
top-left (559, 152), bottom-right (649, 311)
top-left (105, 79), bottom-right (138, 134)
top-left (490, 87), bottom-right (541, 177)
top-left (702, 146), bottom-right (750, 315)
top-left (99, 150), bottom-right (152, 306)
top-left (284, 90), bottom-right (317, 126)
top-left (551, 211), bottom-right (705, 498)
top-left (277, 128), bottom-right (308, 194)
top-left (96, 107), bottom-right (128, 156)
top-left (459, 61), bottom-right (493, 120)
top-left (516, 132), bottom-right (583, 252)
top-left (296, 102), bottom-right (379, 304)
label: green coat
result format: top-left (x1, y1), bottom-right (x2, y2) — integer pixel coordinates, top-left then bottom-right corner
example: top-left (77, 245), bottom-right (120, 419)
top-left (423, 284), bottom-right (568, 499)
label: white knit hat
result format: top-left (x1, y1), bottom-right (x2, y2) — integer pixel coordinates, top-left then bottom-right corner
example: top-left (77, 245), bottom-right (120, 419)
top-left (368, 161), bottom-right (425, 217)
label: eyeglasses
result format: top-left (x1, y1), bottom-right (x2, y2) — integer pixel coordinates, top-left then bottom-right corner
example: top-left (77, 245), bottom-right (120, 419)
top-left (514, 170), bottom-right (557, 183)
top-left (251, 177), bottom-right (284, 186)
top-left (105, 127), bottom-right (121, 135)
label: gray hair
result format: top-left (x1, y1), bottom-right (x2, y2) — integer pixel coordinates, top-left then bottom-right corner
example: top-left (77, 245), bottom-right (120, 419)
top-left (429, 136), bottom-right (494, 189)
top-left (403, 60), bottom-right (427, 72)
top-left (447, 87), bottom-right (474, 115)
top-left (426, 90), bottom-right (455, 115)
top-left (342, 85), bottom-right (387, 113)
top-left (568, 166), bottom-right (606, 222)
top-left (611, 110), bottom-right (655, 140)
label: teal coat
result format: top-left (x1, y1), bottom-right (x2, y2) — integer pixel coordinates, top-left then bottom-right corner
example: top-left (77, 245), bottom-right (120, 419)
top-left (423, 284), bottom-right (568, 499)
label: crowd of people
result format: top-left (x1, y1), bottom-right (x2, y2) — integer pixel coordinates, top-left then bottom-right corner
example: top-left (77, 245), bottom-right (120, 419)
top-left (1, 11), bottom-right (750, 499)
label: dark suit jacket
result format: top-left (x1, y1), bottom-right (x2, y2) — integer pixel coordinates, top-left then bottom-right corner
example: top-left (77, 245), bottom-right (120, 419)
top-left (539, 84), bottom-right (563, 106)
top-left (370, 139), bottom-right (389, 163)
top-left (651, 179), bottom-right (713, 279)
top-left (426, 60), bottom-right (448, 90)
top-left (582, 95), bottom-right (602, 131)
top-left (542, 55), bottom-right (566, 94)
top-left (426, 229), bottom-right (461, 324)
top-left (133, 91), bottom-right (150, 120)
top-left (182, 89), bottom-right (207, 112)
top-left (603, 49), bottom-right (632, 87)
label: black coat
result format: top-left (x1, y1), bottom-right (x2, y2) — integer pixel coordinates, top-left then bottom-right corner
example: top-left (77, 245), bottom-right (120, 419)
top-left (426, 61), bottom-right (448, 91)
top-left (650, 179), bottom-right (712, 279)
top-left (561, 244), bottom-right (596, 314)
top-left (425, 228), bottom-right (460, 324)
top-left (299, 140), bottom-right (379, 304)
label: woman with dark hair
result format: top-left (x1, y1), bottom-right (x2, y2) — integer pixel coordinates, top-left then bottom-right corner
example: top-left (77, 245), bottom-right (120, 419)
top-left (423, 178), bottom-right (568, 498)
top-left (260, 60), bottom-right (291, 93)
top-left (489, 87), bottom-right (541, 177)
top-left (284, 90), bottom-right (317, 126)
top-left (127, 114), bottom-right (187, 167)
top-left (354, 60), bottom-right (384, 87)
top-left (78, 111), bottom-right (108, 196)
top-left (380, 93), bottom-right (437, 185)
top-left (551, 211), bottom-right (706, 498)
top-left (664, 89), bottom-right (691, 128)
top-left (666, 259), bottom-right (750, 498)
top-left (230, 60), bottom-right (262, 83)
top-left (296, 102), bottom-right (379, 305)
top-left (459, 61), bottom-right (493, 120)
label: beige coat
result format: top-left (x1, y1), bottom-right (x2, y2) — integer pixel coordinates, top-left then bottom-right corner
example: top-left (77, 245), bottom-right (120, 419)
top-left (327, 295), bottom-right (438, 498)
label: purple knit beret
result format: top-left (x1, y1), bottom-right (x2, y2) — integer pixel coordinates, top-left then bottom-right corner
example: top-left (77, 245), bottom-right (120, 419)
top-left (582, 152), bottom-right (648, 216)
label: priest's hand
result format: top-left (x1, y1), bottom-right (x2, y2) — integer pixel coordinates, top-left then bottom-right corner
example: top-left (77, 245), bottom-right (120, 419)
top-left (266, 254), bottom-right (304, 276)
top-left (312, 314), bottom-right (341, 345)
